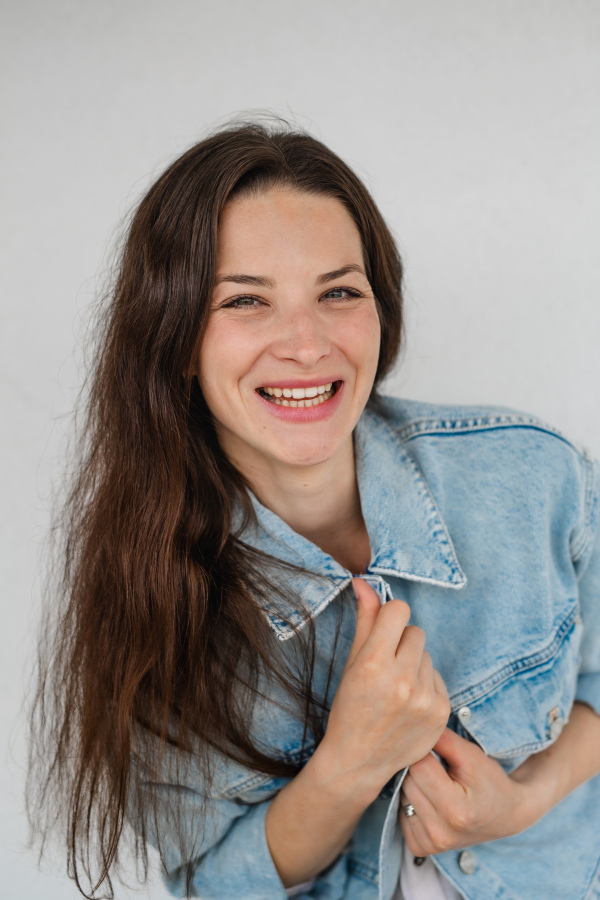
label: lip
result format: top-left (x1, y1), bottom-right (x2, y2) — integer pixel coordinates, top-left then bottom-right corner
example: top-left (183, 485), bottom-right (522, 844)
top-left (254, 380), bottom-right (345, 422)
top-left (255, 376), bottom-right (342, 390)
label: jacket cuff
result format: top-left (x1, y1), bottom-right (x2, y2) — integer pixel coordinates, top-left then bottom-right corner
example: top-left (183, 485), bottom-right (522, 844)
top-left (166, 799), bottom-right (288, 900)
top-left (575, 672), bottom-right (600, 717)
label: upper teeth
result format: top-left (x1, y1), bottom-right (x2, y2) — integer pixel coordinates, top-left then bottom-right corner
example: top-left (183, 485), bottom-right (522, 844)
top-left (262, 383), bottom-right (332, 399)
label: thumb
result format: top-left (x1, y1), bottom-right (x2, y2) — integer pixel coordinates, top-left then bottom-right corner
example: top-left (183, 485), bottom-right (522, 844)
top-left (345, 577), bottom-right (381, 668)
top-left (433, 728), bottom-right (479, 780)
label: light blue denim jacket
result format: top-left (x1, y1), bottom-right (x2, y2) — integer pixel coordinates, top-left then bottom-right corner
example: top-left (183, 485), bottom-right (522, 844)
top-left (141, 397), bottom-right (600, 900)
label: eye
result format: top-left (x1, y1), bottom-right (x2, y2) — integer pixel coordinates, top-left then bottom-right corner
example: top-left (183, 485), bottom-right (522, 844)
top-left (321, 287), bottom-right (363, 302)
top-left (222, 295), bottom-right (264, 309)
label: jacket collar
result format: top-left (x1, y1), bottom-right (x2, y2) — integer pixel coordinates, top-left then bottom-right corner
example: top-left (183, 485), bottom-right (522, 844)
top-left (237, 405), bottom-right (467, 640)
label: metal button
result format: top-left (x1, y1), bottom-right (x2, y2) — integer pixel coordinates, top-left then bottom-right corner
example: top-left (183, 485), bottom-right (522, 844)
top-left (549, 715), bottom-right (564, 741)
top-left (458, 850), bottom-right (476, 875)
top-left (457, 706), bottom-right (472, 722)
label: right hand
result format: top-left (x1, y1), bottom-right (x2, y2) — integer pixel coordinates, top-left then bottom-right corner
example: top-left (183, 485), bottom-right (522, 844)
top-left (319, 578), bottom-right (450, 800)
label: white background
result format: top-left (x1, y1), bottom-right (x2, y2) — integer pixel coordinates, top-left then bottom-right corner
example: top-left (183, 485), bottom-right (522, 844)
top-left (1, 1), bottom-right (599, 897)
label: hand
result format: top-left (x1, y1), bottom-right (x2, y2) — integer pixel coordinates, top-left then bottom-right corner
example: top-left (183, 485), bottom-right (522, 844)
top-left (319, 578), bottom-right (450, 803)
top-left (400, 728), bottom-right (537, 856)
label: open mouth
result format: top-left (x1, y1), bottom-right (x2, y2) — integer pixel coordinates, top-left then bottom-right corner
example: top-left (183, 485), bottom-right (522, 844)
top-left (256, 381), bottom-right (341, 408)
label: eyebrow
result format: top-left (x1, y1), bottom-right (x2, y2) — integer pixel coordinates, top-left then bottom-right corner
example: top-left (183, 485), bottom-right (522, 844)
top-left (215, 273), bottom-right (276, 288)
top-left (316, 264), bottom-right (367, 285)
top-left (215, 264), bottom-right (367, 290)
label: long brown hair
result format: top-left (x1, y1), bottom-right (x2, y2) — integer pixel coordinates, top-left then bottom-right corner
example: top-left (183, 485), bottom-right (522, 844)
top-left (27, 119), bottom-right (404, 897)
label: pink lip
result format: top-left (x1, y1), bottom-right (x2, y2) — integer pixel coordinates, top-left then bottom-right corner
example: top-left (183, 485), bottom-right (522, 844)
top-left (256, 376), bottom-right (341, 390)
top-left (255, 380), bottom-right (345, 422)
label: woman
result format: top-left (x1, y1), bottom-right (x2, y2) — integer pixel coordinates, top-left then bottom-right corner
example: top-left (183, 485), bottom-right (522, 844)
top-left (28, 121), bottom-right (600, 900)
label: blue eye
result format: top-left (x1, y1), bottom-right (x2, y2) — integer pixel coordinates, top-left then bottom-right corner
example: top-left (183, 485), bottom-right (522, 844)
top-left (322, 288), bottom-right (362, 301)
top-left (224, 296), bottom-right (262, 309)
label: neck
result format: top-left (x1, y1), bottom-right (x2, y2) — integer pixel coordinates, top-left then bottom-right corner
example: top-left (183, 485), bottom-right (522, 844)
top-left (226, 435), bottom-right (371, 574)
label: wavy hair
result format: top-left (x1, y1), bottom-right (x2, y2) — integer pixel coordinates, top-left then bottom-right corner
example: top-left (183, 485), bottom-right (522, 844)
top-left (27, 119), bottom-right (404, 897)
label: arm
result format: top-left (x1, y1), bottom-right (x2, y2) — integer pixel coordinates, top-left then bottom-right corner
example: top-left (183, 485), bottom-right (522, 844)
top-left (510, 701), bottom-right (600, 821)
top-left (265, 578), bottom-right (450, 887)
top-left (264, 740), bottom-right (374, 889)
top-left (135, 578), bottom-right (449, 898)
top-left (399, 702), bottom-right (600, 858)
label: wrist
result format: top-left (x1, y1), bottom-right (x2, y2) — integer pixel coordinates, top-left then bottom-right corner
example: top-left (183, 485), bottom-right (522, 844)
top-left (308, 738), bottom-right (383, 813)
top-left (508, 754), bottom-right (567, 831)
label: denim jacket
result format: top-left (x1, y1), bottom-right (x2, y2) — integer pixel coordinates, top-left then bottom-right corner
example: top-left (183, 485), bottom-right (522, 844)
top-left (139, 397), bottom-right (600, 900)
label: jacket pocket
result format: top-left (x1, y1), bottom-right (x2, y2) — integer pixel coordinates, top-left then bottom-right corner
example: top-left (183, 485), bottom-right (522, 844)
top-left (449, 606), bottom-right (583, 762)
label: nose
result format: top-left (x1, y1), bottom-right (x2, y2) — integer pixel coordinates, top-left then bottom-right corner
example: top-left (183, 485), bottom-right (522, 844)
top-left (270, 305), bottom-right (332, 368)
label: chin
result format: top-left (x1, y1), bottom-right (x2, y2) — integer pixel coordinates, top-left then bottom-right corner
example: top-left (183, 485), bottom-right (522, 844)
top-left (270, 439), bottom-right (342, 469)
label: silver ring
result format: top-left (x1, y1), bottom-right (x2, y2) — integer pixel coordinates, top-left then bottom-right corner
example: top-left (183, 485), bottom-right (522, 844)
top-left (402, 803), bottom-right (416, 818)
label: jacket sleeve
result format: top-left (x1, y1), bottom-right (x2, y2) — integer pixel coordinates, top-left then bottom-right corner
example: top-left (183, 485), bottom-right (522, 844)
top-left (134, 765), bottom-right (353, 900)
top-left (573, 453), bottom-right (600, 716)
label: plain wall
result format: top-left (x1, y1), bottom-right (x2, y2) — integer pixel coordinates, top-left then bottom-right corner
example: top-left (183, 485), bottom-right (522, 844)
top-left (1, 1), bottom-right (599, 897)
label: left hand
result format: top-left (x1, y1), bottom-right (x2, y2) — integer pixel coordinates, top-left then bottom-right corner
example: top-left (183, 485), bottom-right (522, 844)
top-left (399, 728), bottom-right (537, 857)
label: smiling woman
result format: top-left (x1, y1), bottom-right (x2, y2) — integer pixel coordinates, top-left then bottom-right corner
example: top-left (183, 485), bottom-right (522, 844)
top-left (198, 189), bottom-right (380, 466)
top-left (196, 188), bottom-right (381, 573)
top-left (28, 120), bottom-right (600, 900)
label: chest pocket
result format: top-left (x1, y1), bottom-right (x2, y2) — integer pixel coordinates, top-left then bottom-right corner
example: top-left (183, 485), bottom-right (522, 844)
top-left (449, 606), bottom-right (583, 767)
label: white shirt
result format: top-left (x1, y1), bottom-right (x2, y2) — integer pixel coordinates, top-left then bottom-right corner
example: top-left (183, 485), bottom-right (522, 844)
top-left (395, 841), bottom-right (463, 900)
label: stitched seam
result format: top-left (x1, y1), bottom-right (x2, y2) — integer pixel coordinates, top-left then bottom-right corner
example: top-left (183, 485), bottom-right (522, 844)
top-left (448, 606), bottom-right (578, 709)
top-left (218, 771), bottom-right (275, 798)
top-left (371, 413), bottom-right (465, 579)
top-left (270, 576), bottom-right (352, 640)
top-left (572, 453), bottom-right (598, 563)
top-left (583, 851), bottom-right (600, 900)
top-left (398, 415), bottom-right (587, 459)
top-left (218, 743), bottom-right (317, 798)
top-left (369, 565), bottom-right (466, 590)
top-left (348, 858), bottom-right (378, 885)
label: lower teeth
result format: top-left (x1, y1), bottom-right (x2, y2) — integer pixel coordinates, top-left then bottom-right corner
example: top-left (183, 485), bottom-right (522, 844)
top-left (261, 386), bottom-right (336, 407)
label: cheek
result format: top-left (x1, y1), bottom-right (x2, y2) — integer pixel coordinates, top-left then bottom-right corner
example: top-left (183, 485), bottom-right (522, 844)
top-left (347, 305), bottom-right (381, 372)
top-left (197, 320), bottom-right (263, 414)
top-left (198, 321), bottom-right (241, 387)
top-left (196, 323), bottom-right (236, 408)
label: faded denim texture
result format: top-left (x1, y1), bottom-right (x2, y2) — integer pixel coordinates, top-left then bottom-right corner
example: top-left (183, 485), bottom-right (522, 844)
top-left (137, 397), bottom-right (600, 900)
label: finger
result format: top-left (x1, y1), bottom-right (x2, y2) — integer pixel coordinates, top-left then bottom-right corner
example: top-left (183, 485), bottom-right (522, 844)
top-left (401, 815), bottom-right (431, 858)
top-left (406, 751), bottom-right (456, 807)
top-left (399, 798), bottom-right (436, 857)
top-left (433, 728), bottom-right (480, 780)
top-left (356, 595), bottom-right (412, 659)
top-left (402, 774), bottom-right (439, 821)
top-left (394, 624), bottom-right (426, 671)
top-left (415, 645), bottom-right (434, 685)
top-left (345, 578), bottom-right (382, 668)
top-left (402, 774), bottom-right (455, 856)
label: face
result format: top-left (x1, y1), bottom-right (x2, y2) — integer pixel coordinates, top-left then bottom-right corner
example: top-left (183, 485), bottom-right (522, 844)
top-left (195, 187), bottom-right (381, 478)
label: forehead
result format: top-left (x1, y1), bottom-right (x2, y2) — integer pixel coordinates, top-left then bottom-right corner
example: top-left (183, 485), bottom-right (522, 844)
top-left (216, 188), bottom-right (364, 272)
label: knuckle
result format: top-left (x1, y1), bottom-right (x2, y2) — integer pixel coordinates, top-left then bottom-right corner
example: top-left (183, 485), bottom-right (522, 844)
top-left (360, 651), bottom-right (379, 673)
top-left (447, 804), bottom-right (473, 832)
top-left (411, 687), bottom-right (432, 716)
top-left (395, 676), bottom-right (416, 705)
top-left (428, 825), bottom-right (454, 853)
top-left (359, 654), bottom-right (382, 683)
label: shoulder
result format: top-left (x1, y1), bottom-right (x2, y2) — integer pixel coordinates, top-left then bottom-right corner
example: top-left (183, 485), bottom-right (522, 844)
top-left (373, 394), bottom-right (586, 456)
top-left (371, 394), bottom-right (595, 478)
top-left (370, 394), bottom-right (598, 564)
